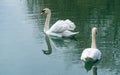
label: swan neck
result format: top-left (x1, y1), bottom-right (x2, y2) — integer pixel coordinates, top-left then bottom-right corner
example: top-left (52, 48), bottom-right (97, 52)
top-left (44, 11), bottom-right (51, 32)
top-left (91, 31), bottom-right (96, 48)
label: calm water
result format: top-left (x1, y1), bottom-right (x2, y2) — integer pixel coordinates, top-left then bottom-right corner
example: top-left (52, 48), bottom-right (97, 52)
top-left (0, 0), bottom-right (120, 75)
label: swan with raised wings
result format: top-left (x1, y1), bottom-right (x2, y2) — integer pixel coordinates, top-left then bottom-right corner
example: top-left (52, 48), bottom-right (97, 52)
top-left (41, 8), bottom-right (79, 37)
top-left (80, 27), bottom-right (102, 62)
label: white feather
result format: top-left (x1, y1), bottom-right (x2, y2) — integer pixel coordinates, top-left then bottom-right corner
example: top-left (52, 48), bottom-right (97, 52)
top-left (48, 19), bottom-right (76, 33)
top-left (81, 48), bottom-right (101, 61)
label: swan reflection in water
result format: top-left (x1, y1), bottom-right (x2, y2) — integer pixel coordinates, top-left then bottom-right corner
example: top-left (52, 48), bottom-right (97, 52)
top-left (92, 66), bottom-right (97, 75)
top-left (42, 35), bottom-right (52, 55)
top-left (82, 61), bottom-right (98, 75)
top-left (42, 35), bottom-right (78, 55)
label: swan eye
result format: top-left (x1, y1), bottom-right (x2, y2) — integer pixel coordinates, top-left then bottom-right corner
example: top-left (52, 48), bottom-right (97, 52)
top-left (42, 10), bottom-right (45, 12)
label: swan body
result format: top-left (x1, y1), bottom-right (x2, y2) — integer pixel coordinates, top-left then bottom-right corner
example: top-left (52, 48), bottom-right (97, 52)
top-left (80, 27), bottom-right (102, 62)
top-left (41, 8), bottom-right (79, 37)
top-left (81, 48), bottom-right (101, 62)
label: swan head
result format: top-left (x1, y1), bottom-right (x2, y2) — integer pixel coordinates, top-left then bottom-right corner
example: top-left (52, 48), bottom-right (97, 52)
top-left (42, 50), bottom-right (52, 55)
top-left (92, 27), bottom-right (97, 35)
top-left (41, 8), bottom-right (51, 15)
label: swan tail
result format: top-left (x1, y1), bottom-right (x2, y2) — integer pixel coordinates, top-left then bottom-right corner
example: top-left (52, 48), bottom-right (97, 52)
top-left (72, 32), bottom-right (79, 35)
top-left (62, 31), bottom-right (79, 37)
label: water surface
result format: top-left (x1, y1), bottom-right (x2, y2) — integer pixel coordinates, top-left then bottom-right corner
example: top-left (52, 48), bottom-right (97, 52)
top-left (0, 0), bottom-right (120, 75)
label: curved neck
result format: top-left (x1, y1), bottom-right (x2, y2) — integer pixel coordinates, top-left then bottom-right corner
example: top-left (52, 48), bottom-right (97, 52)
top-left (44, 11), bottom-right (51, 32)
top-left (42, 35), bottom-right (52, 55)
top-left (91, 31), bottom-right (96, 48)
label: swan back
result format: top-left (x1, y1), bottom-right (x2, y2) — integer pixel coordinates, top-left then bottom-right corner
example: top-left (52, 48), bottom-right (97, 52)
top-left (81, 48), bottom-right (101, 61)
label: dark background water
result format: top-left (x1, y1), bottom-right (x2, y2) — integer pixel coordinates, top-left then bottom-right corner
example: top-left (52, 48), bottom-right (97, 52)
top-left (0, 0), bottom-right (120, 75)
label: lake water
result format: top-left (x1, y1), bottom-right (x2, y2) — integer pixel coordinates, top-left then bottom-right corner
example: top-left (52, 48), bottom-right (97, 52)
top-left (0, 0), bottom-right (120, 75)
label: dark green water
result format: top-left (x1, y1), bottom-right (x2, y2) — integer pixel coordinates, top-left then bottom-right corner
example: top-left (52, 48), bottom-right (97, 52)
top-left (0, 0), bottom-right (120, 75)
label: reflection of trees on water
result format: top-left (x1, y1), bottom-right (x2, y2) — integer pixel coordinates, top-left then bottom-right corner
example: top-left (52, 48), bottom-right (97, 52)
top-left (25, 0), bottom-right (120, 74)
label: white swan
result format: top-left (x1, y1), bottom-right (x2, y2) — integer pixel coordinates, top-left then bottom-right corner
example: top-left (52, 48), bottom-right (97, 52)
top-left (41, 8), bottom-right (79, 37)
top-left (80, 27), bottom-right (102, 62)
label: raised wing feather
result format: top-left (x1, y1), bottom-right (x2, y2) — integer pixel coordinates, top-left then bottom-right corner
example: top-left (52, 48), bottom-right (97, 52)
top-left (48, 19), bottom-right (76, 33)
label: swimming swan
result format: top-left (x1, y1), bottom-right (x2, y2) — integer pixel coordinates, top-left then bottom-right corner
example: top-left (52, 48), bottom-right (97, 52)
top-left (41, 8), bottom-right (79, 37)
top-left (80, 27), bottom-right (102, 62)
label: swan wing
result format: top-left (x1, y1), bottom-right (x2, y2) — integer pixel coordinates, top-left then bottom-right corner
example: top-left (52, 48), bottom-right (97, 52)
top-left (48, 19), bottom-right (76, 33)
top-left (46, 30), bottom-right (79, 38)
top-left (64, 19), bottom-right (76, 30)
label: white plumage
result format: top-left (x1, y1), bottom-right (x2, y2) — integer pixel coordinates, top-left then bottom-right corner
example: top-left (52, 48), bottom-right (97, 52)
top-left (48, 19), bottom-right (76, 33)
top-left (81, 48), bottom-right (101, 62)
top-left (80, 27), bottom-right (102, 62)
top-left (41, 8), bottom-right (79, 37)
